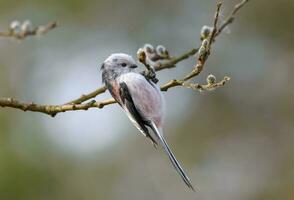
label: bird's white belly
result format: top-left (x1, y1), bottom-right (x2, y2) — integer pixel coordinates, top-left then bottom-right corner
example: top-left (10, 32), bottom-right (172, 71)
top-left (118, 72), bottom-right (164, 124)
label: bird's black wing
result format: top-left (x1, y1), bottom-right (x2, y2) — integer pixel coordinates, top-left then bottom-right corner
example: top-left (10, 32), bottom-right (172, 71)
top-left (119, 82), bottom-right (158, 146)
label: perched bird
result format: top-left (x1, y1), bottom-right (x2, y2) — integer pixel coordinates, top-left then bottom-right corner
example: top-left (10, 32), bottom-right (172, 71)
top-left (101, 53), bottom-right (194, 191)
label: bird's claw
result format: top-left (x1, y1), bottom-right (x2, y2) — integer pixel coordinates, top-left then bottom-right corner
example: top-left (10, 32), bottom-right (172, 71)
top-left (144, 66), bottom-right (158, 83)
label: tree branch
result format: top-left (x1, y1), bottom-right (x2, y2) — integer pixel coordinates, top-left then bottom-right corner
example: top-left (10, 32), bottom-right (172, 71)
top-left (216, 0), bottom-right (249, 37)
top-left (161, 2), bottom-right (222, 91)
top-left (0, 21), bottom-right (57, 40)
top-left (0, 0), bottom-right (249, 117)
top-left (0, 98), bottom-right (116, 117)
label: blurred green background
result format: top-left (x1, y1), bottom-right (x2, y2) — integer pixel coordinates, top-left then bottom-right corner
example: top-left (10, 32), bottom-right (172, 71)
top-left (0, 0), bottom-right (293, 199)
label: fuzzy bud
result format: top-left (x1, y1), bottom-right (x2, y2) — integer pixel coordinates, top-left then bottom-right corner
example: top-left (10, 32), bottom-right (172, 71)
top-left (9, 20), bottom-right (21, 34)
top-left (156, 45), bottom-right (169, 59)
top-left (21, 20), bottom-right (33, 33)
top-left (201, 39), bottom-right (209, 48)
top-left (206, 74), bottom-right (216, 84)
top-left (198, 46), bottom-right (206, 57)
top-left (200, 25), bottom-right (213, 40)
top-left (143, 44), bottom-right (155, 54)
top-left (137, 48), bottom-right (146, 63)
top-left (198, 39), bottom-right (209, 59)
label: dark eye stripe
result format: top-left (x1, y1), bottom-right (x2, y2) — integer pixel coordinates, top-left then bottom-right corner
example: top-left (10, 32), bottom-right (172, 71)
top-left (121, 63), bottom-right (127, 67)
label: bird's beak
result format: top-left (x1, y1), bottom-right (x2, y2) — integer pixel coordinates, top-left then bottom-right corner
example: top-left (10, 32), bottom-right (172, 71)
top-left (130, 65), bottom-right (138, 69)
top-left (100, 63), bottom-right (105, 71)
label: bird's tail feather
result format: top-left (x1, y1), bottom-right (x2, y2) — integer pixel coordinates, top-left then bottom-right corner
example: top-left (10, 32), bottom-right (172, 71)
top-left (150, 122), bottom-right (195, 191)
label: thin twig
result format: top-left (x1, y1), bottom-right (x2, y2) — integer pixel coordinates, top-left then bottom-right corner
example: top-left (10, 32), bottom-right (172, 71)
top-left (161, 2), bottom-right (223, 92)
top-left (182, 76), bottom-right (231, 91)
top-left (66, 86), bottom-right (107, 105)
top-left (160, 0), bottom-right (248, 91)
top-left (216, 0), bottom-right (249, 36)
top-left (0, 21), bottom-right (58, 40)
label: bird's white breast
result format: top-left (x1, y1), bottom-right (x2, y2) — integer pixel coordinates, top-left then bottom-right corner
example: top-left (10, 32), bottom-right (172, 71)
top-left (117, 72), bottom-right (164, 124)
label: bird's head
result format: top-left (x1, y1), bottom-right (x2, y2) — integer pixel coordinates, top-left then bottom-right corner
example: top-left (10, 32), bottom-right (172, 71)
top-left (101, 53), bottom-right (138, 82)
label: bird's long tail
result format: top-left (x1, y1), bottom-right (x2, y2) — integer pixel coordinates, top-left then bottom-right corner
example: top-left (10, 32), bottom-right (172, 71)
top-left (150, 122), bottom-right (195, 191)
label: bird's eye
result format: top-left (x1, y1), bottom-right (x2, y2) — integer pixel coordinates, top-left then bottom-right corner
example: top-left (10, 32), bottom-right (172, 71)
top-left (121, 63), bottom-right (127, 67)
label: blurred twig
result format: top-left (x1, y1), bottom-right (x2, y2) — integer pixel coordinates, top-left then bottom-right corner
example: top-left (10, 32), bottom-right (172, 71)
top-left (0, 20), bottom-right (57, 40)
top-left (216, 0), bottom-right (249, 37)
top-left (0, 0), bottom-right (249, 116)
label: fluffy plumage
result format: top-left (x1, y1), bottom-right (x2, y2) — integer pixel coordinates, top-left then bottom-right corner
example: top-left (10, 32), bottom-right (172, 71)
top-left (101, 53), bottom-right (194, 191)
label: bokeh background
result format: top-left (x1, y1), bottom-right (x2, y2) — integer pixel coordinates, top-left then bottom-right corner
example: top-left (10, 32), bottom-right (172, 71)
top-left (0, 0), bottom-right (293, 199)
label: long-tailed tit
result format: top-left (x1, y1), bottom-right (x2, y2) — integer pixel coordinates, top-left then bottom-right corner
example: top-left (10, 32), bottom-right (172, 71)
top-left (100, 53), bottom-right (194, 191)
